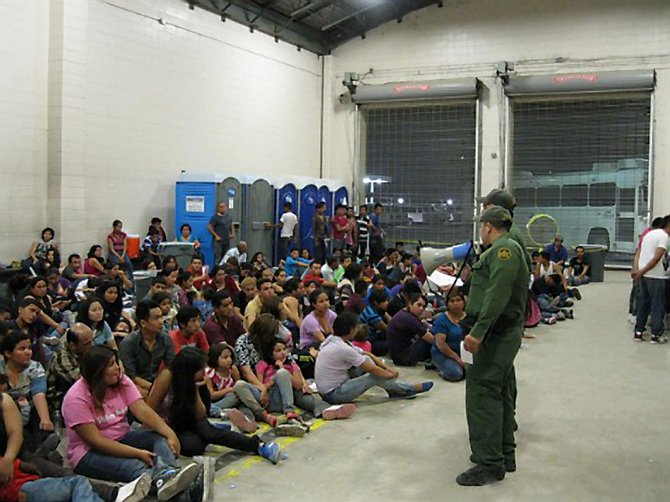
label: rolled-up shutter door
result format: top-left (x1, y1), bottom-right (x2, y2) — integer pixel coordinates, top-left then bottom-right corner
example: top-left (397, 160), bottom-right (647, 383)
top-left (352, 78), bottom-right (478, 104)
top-left (506, 70), bottom-right (653, 264)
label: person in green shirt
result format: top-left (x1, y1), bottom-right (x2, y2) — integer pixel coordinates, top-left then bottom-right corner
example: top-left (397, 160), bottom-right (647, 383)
top-left (477, 188), bottom-right (532, 270)
top-left (457, 205), bottom-right (530, 487)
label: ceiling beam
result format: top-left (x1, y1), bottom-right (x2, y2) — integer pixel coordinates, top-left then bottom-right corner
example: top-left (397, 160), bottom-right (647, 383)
top-left (196, 0), bottom-right (328, 54)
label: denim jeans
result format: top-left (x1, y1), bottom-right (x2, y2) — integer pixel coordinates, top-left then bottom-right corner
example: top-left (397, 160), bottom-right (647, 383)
top-left (212, 393), bottom-right (241, 410)
top-left (536, 294), bottom-right (560, 313)
top-left (236, 378), bottom-right (327, 417)
top-left (74, 430), bottom-right (176, 483)
top-left (431, 346), bottom-right (464, 382)
top-left (320, 367), bottom-right (414, 404)
top-left (233, 381), bottom-right (266, 418)
top-left (268, 369), bottom-right (296, 413)
top-left (21, 476), bottom-right (103, 502)
top-left (567, 275), bottom-right (590, 286)
top-left (635, 277), bottom-right (667, 336)
top-left (278, 237), bottom-right (292, 262)
top-left (108, 253), bottom-right (134, 279)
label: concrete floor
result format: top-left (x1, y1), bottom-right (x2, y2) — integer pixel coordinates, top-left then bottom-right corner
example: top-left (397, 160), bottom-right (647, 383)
top-left (208, 271), bottom-right (670, 501)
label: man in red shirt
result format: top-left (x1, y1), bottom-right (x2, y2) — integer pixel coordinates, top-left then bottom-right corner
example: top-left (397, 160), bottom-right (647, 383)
top-left (187, 255), bottom-right (210, 291)
top-left (203, 291), bottom-right (245, 346)
top-left (169, 305), bottom-right (210, 354)
top-left (331, 204), bottom-right (351, 252)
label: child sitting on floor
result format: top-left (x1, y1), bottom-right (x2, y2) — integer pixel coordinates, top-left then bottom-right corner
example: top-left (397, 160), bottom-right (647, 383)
top-left (205, 342), bottom-right (257, 431)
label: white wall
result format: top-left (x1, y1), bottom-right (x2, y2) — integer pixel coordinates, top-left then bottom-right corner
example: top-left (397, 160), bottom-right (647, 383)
top-left (0, 0), bottom-right (323, 262)
top-left (324, 0), bottom-right (670, 215)
top-left (0, 0), bottom-right (49, 263)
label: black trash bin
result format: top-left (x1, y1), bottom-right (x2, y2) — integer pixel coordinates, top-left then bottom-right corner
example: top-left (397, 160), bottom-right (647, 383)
top-left (578, 244), bottom-right (608, 283)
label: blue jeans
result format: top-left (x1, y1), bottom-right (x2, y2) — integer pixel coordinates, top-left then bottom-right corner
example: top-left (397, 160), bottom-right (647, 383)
top-left (74, 430), bottom-right (176, 483)
top-left (568, 275), bottom-right (590, 286)
top-left (268, 369), bottom-right (296, 413)
top-left (108, 253), bottom-right (134, 279)
top-left (278, 237), bottom-right (292, 262)
top-left (321, 367), bottom-right (414, 404)
top-left (21, 476), bottom-right (103, 502)
top-left (431, 346), bottom-right (464, 382)
top-left (635, 277), bottom-right (667, 336)
top-left (236, 378), bottom-right (327, 417)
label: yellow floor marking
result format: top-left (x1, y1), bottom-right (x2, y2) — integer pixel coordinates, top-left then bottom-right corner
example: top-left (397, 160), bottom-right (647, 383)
top-left (214, 418), bottom-right (328, 483)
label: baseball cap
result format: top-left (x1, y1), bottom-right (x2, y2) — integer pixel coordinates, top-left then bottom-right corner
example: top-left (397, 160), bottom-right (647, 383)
top-left (478, 205), bottom-right (513, 226)
top-left (476, 189), bottom-right (516, 212)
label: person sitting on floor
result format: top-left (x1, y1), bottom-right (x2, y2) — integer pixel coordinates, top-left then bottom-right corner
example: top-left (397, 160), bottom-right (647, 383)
top-left (360, 288), bottom-right (390, 356)
top-left (146, 347), bottom-right (279, 462)
top-left (0, 332), bottom-right (53, 453)
top-left (430, 292), bottom-right (467, 382)
top-left (203, 291), bottom-right (245, 347)
top-left (0, 390), bottom-right (148, 502)
top-left (315, 312), bottom-right (433, 404)
top-left (77, 297), bottom-right (117, 350)
top-left (386, 293), bottom-right (434, 367)
top-left (62, 345), bottom-right (202, 500)
top-left (299, 289), bottom-right (336, 351)
top-left (46, 323), bottom-right (94, 413)
top-left (567, 246), bottom-right (591, 286)
top-left (119, 300), bottom-right (176, 398)
top-left (169, 305), bottom-right (210, 354)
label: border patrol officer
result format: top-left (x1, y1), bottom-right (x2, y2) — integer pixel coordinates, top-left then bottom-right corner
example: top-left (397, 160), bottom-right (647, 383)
top-left (477, 188), bottom-right (532, 270)
top-left (456, 205), bottom-right (529, 486)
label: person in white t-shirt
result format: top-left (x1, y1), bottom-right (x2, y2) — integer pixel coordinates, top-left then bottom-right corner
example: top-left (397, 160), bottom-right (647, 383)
top-left (266, 202), bottom-right (298, 263)
top-left (221, 241), bottom-right (248, 266)
top-left (632, 215), bottom-right (670, 343)
top-left (315, 312), bottom-right (433, 404)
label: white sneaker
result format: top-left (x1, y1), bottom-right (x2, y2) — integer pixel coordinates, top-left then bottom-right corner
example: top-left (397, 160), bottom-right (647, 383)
top-left (115, 473), bottom-right (151, 502)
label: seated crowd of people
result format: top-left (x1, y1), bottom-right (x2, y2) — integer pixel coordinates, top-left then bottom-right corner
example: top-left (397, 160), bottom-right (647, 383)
top-left (0, 214), bottom-right (589, 501)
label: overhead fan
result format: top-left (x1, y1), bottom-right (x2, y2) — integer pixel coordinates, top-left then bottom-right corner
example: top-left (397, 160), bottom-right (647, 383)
top-left (525, 214), bottom-right (559, 247)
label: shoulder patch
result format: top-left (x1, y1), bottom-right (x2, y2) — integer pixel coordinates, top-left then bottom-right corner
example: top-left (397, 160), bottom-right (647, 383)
top-left (497, 248), bottom-right (512, 261)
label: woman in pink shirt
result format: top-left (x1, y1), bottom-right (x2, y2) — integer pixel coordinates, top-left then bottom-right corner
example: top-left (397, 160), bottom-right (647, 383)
top-left (61, 346), bottom-right (200, 500)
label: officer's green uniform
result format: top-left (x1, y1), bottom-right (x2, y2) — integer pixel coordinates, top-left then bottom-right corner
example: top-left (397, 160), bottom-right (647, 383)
top-left (465, 207), bottom-right (529, 470)
top-left (509, 222), bottom-right (532, 271)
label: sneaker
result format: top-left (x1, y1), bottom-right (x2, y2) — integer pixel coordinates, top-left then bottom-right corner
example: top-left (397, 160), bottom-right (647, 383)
top-left (274, 423), bottom-right (308, 437)
top-left (563, 300), bottom-right (574, 308)
top-left (116, 473), bottom-right (152, 502)
top-left (322, 403), bottom-right (356, 420)
top-left (400, 381), bottom-right (434, 399)
top-left (542, 316), bottom-right (557, 325)
top-left (154, 463), bottom-right (200, 501)
top-left (633, 331), bottom-right (644, 342)
top-left (563, 309), bottom-right (574, 320)
top-left (571, 288), bottom-right (582, 300)
top-left (258, 442), bottom-right (281, 464)
top-left (227, 409), bottom-right (258, 433)
top-left (456, 464), bottom-right (505, 486)
top-left (556, 311), bottom-right (566, 321)
top-left (650, 335), bottom-right (668, 344)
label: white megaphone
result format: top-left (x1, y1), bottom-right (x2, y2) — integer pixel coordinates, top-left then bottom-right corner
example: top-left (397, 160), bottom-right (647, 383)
top-left (421, 242), bottom-right (474, 275)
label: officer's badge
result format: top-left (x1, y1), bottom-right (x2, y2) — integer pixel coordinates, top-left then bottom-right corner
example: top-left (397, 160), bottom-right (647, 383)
top-left (497, 248), bottom-right (511, 261)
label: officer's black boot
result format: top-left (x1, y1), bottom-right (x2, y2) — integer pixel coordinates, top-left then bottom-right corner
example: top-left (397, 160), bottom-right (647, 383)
top-left (456, 464), bottom-right (505, 486)
top-left (469, 454), bottom-right (516, 472)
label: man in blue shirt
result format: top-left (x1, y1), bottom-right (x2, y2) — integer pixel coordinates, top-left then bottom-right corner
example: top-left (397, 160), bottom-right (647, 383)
top-left (544, 234), bottom-right (568, 266)
top-left (369, 203), bottom-right (384, 262)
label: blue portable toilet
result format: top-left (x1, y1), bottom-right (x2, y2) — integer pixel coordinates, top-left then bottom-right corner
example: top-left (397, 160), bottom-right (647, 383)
top-left (334, 186), bottom-right (349, 208)
top-left (275, 183), bottom-right (298, 262)
top-left (299, 184), bottom-right (319, 256)
top-left (318, 185), bottom-right (332, 217)
top-left (175, 180), bottom-right (217, 268)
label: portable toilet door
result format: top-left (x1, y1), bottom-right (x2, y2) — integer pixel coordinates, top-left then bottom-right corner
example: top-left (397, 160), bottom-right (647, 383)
top-left (275, 183), bottom-right (298, 262)
top-left (299, 184), bottom-right (319, 256)
top-left (175, 181), bottom-right (217, 268)
top-left (245, 179), bottom-right (274, 262)
top-left (318, 185), bottom-right (332, 218)
top-left (334, 186), bottom-right (349, 208)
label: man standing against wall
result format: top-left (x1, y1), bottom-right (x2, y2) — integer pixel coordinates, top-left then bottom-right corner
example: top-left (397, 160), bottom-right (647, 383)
top-left (267, 202), bottom-right (298, 262)
top-left (208, 202), bottom-right (234, 266)
top-left (632, 215), bottom-right (670, 343)
top-left (458, 206), bottom-right (529, 486)
top-left (312, 202), bottom-right (328, 264)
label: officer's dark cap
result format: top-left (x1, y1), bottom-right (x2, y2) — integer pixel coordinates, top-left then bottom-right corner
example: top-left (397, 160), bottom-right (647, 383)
top-left (476, 189), bottom-right (516, 212)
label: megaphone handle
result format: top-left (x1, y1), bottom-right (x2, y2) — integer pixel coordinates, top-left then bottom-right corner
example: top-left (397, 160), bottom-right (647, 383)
top-left (445, 240), bottom-right (474, 298)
